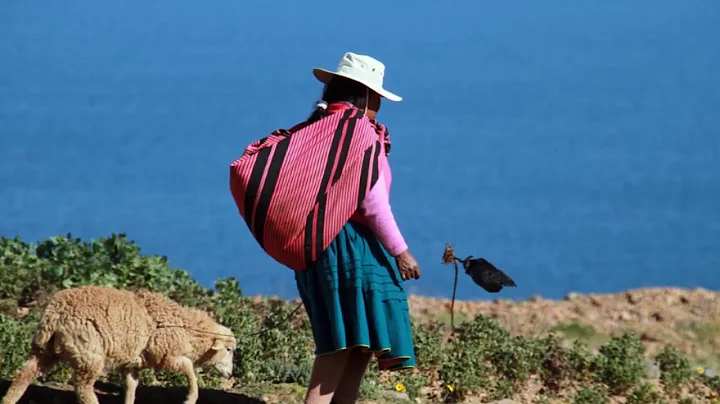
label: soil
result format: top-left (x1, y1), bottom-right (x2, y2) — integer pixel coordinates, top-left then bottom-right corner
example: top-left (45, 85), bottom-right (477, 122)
top-left (0, 380), bottom-right (265, 404)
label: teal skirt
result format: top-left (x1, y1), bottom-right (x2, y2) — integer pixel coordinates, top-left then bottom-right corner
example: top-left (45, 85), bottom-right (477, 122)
top-left (295, 220), bottom-right (416, 371)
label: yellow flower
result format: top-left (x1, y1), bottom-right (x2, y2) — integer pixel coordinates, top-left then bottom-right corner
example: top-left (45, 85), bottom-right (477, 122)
top-left (446, 384), bottom-right (454, 392)
top-left (697, 366), bottom-right (705, 374)
top-left (394, 382), bottom-right (406, 393)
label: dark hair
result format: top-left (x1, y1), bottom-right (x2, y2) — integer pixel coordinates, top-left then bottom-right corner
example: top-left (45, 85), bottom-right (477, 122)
top-left (306, 76), bottom-right (370, 124)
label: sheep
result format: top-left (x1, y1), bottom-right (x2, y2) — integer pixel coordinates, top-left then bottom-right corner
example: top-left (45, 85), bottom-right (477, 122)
top-left (1, 285), bottom-right (237, 404)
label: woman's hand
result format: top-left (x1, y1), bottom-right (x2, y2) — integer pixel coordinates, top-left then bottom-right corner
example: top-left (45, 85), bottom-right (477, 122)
top-left (395, 250), bottom-right (421, 281)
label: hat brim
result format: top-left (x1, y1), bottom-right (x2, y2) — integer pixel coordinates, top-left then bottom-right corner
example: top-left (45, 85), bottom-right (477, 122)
top-left (312, 68), bottom-right (402, 102)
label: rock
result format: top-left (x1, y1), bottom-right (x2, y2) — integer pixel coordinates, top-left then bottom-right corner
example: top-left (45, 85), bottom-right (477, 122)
top-left (644, 359), bottom-right (660, 378)
top-left (383, 390), bottom-right (410, 401)
top-left (564, 292), bottom-right (581, 301)
top-left (625, 291), bottom-right (639, 304)
top-left (705, 368), bottom-right (719, 378)
top-left (487, 400), bottom-right (522, 404)
top-left (584, 311), bottom-right (599, 322)
top-left (619, 311), bottom-right (632, 321)
top-left (561, 339), bottom-right (575, 350)
top-left (419, 387), bottom-right (434, 399)
top-left (221, 377), bottom-right (236, 390)
top-left (651, 312), bottom-right (664, 322)
top-left (640, 332), bottom-right (660, 342)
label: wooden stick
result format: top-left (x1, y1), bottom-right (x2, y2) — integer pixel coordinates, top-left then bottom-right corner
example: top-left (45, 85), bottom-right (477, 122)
top-left (451, 258), bottom-right (459, 336)
top-left (442, 243), bottom-right (459, 336)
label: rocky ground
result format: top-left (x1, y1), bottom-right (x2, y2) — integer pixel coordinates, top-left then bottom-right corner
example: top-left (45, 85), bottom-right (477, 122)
top-left (407, 287), bottom-right (720, 369)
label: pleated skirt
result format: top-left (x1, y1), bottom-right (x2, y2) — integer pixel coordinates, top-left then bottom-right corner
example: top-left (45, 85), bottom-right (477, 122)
top-left (295, 220), bottom-right (416, 371)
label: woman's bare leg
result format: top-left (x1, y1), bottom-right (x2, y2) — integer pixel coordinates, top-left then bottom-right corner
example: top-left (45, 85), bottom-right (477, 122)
top-left (304, 349), bottom-right (351, 404)
top-left (331, 348), bottom-right (372, 404)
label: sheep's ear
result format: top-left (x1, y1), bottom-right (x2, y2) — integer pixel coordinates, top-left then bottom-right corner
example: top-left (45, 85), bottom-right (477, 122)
top-left (211, 339), bottom-right (224, 351)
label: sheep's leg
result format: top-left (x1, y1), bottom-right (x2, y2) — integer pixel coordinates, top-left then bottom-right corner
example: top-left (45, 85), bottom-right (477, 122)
top-left (1, 353), bottom-right (54, 404)
top-left (166, 357), bottom-right (198, 404)
top-left (122, 367), bottom-right (140, 404)
top-left (72, 354), bottom-right (104, 404)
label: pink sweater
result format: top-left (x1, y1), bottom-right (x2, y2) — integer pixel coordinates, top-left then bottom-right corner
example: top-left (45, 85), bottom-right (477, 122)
top-left (357, 171), bottom-right (408, 256)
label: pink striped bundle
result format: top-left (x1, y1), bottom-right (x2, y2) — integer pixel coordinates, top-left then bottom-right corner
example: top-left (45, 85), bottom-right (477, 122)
top-left (229, 108), bottom-right (387, 270)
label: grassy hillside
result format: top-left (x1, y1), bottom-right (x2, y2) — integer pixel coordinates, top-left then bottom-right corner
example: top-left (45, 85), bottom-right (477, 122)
top-left (0, 233), bottom-right (718, 403)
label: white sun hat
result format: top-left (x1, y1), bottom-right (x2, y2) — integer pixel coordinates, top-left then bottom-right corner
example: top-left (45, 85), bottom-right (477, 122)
top-left (312, 52), bottom-right (402, 102)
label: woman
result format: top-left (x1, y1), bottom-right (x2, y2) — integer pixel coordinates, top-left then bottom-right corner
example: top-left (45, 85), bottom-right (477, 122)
top-left (229, 52), bottom-right (420, 404)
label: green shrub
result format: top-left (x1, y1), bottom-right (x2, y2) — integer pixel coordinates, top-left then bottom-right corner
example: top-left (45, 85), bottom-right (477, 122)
top-left (627, 381), bottom-right (665, 404)
top-left (260, 360), bottom-right (312, 385)
top-left (411, 320), bottom-right (445, 372)
top-left (438, 316), bottom-right (496, 401)
top-left (539, 334), bottom-right (570, 395)
top-left (592, 332), bottom-right (645, 394)
top-left (0, 315), bottom-right (34, 379)
top-left (701, 373), bottom-right (720, 395)
top-left (572, 386), bottom-right (610, 404)
top-left (438, 315), bottom-right (548, 401)
top-left (655, 346), bottom-right (694, 397)
top-left (567, 339), bottom-right (593, 382)
top-left (0, 237), bottom-right (42, 302)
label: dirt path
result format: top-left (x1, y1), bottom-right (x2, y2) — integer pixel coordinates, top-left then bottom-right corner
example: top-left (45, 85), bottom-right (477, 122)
top-left (0, 380), bottom-right (265, 404)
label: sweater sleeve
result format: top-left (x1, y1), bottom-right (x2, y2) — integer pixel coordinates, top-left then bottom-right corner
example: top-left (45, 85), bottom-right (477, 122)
top-left (357, 173), bottom-right (409, 257)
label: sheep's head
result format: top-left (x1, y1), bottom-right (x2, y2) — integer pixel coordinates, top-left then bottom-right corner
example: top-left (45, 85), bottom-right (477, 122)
top-left (202, 325), bottom-right (236, 378)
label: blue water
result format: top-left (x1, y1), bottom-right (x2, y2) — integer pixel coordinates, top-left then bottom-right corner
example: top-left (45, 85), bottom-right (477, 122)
top-left (1, 0), bottom-right (719, 301)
